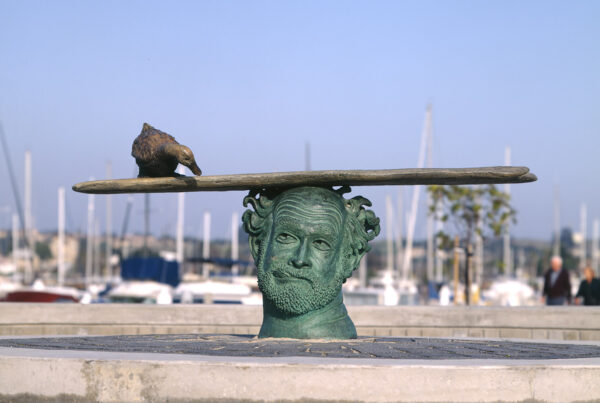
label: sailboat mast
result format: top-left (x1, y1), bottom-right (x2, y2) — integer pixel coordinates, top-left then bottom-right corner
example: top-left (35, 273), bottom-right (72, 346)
top-left (11, 213), bottom-right (18, 279)
top-left (143, 194), bottom-right (150, 257)
top-left (426, 108), bottom-right (434, 283)
top-left (553, 185), bottom-right (560, 257)
top-left (24, 150), bottom-right (33, 283)
top-left (58, 187), bottom-right (65, 286)
top-left (385, 195), bottom-right (394, 274)
top-left (592, 219), bottom-right (599, 273)
top-left (85, 189), bottom-right (95, 286)
top-left (580, 203), bottom-right (587, 269)
top-left (305, 141), bottom-right (311, 171)
top-left (202, 211), bottom-right (211, 278)
top-left (402, 104), bottom-right (432, 281)
top-left (231, 212), bottom-right (239, 275)
top-left (24, 150), bottom-right (32, 247)
top-left (105, 162), bottom-right (113, 279)
top-left (119, 196), bottom-right (133, 259)
top-left (0, 123), bottom-right (32, 279)
top-left (358, 253), bottom-right (367, 288)
top-left (503, 147), bottom-right (512, 276)
top-left (94, 218), bottom-right (100, 282)
top-left (176, 167), bottom-right (185, 265)
top-left (395, 188), bottom-right (403, 277)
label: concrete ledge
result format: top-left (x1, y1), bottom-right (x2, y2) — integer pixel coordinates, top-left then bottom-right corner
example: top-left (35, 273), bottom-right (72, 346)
top-left (1, 304), bottom-right (599, 340)
top-left (1, 346), bottom-right (600, 402)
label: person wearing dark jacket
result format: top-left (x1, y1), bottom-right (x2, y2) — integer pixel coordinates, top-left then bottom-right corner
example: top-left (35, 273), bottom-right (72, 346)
top-left (542, 256), bottom-right (572, 305)
top-left (575, 267), bottom-right (600, 306)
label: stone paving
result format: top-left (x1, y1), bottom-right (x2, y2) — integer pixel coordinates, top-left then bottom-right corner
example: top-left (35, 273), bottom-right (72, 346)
top-left (2, 334), bottom-right (600, 360)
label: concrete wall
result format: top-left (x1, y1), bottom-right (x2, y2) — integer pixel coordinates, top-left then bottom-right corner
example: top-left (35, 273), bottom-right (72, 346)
top-left (3, 349), bottom-right (600, 402)
top-left (1, 304), bottom-right (599, 340)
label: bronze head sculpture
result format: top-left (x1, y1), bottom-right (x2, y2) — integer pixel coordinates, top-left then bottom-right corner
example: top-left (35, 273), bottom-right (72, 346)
top-left (242, 186), bottom-right (380, 339)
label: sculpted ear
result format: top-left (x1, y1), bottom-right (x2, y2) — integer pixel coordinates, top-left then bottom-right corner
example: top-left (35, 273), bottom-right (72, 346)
top-left (343, 249), bottom-right (367, 280)
top-left (340, 199), bottom-right (380, 281)
top-left (249, 236), bottom-right (261, 262)
top-left (339, 225), bottom-right (368, 280)
top-left (248, 216), bottom-right (273, 264)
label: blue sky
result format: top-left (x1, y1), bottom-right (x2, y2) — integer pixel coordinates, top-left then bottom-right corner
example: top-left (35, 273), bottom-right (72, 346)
top-left (0, 0), bottom-right (598, 241)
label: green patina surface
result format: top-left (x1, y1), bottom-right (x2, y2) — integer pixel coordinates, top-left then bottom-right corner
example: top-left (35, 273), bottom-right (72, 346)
top-left (242, 186), bottom-right (380, 339)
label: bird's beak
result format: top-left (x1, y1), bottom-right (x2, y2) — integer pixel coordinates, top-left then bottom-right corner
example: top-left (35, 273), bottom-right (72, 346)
top-left (189, 162), bottom-right (202, 176)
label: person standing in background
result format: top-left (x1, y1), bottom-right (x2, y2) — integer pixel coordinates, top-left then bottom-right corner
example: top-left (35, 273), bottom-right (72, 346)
top-left (542, 256), bottom-right (572, 305)
top-left (575, 267), bottom-right (600, 306)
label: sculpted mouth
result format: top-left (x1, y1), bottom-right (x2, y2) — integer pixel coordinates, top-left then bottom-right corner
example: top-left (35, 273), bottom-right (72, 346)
top-left (272, 270), bottom-right (289, 279)
top-left (272, 269), bottom-right (311, 283)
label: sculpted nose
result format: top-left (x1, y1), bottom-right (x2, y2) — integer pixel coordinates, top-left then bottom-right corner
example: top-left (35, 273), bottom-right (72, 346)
top-left (291, 257), bottom-right (309, 269)
top-left (290, 239), bottom-right (310, 269)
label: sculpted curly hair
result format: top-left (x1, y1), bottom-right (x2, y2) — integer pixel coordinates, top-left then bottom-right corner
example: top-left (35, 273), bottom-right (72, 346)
top-left (242, 186), bottom-right (380, 273)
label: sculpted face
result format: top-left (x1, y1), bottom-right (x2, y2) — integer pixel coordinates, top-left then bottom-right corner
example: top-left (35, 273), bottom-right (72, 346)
top-left (257, 188), bottom-right (348, 316)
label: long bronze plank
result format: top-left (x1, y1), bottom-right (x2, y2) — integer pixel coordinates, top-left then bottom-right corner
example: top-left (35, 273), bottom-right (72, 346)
top-left (72, 166), bottom-right (536, 194)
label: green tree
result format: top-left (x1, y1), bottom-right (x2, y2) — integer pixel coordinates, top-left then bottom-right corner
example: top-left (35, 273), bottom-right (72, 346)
top-left (428, 185), bottom-right (515, 305)
top-left (35, 241), bottom-right (53, 260)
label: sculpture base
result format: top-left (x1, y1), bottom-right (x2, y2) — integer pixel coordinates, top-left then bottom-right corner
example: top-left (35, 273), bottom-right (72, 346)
top-left (1, 334), bottom-right (600, 402)
top-left (2, 334), bottom-right (600, 359)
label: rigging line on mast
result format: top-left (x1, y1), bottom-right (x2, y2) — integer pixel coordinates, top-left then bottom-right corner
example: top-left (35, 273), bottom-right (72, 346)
top-left (0, 123), bottom-right (27, 242)
top-left (0, 122), bottom-right (34, 266)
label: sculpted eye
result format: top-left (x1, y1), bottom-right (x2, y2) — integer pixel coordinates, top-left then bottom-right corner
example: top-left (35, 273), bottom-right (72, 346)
top-left (312, 239), bottom-right (331, 251)
top-left (276, 233), bottom-right (296, 244)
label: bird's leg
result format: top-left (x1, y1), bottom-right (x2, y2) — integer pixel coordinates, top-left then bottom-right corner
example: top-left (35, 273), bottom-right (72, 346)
top-left (137, 167), bottom-right (150, 178)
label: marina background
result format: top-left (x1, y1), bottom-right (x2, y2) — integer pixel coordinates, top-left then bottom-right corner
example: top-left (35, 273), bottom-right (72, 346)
top-left (0, 0), bottom-right (599, 305)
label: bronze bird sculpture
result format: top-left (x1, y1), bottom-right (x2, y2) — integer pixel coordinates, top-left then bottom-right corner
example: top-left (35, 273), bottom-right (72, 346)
top-left (132, 123), bottom-right (202, 178)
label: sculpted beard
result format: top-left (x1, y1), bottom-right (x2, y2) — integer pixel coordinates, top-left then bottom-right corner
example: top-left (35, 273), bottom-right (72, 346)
top-left (257, 260), bottom-right (345, 316)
